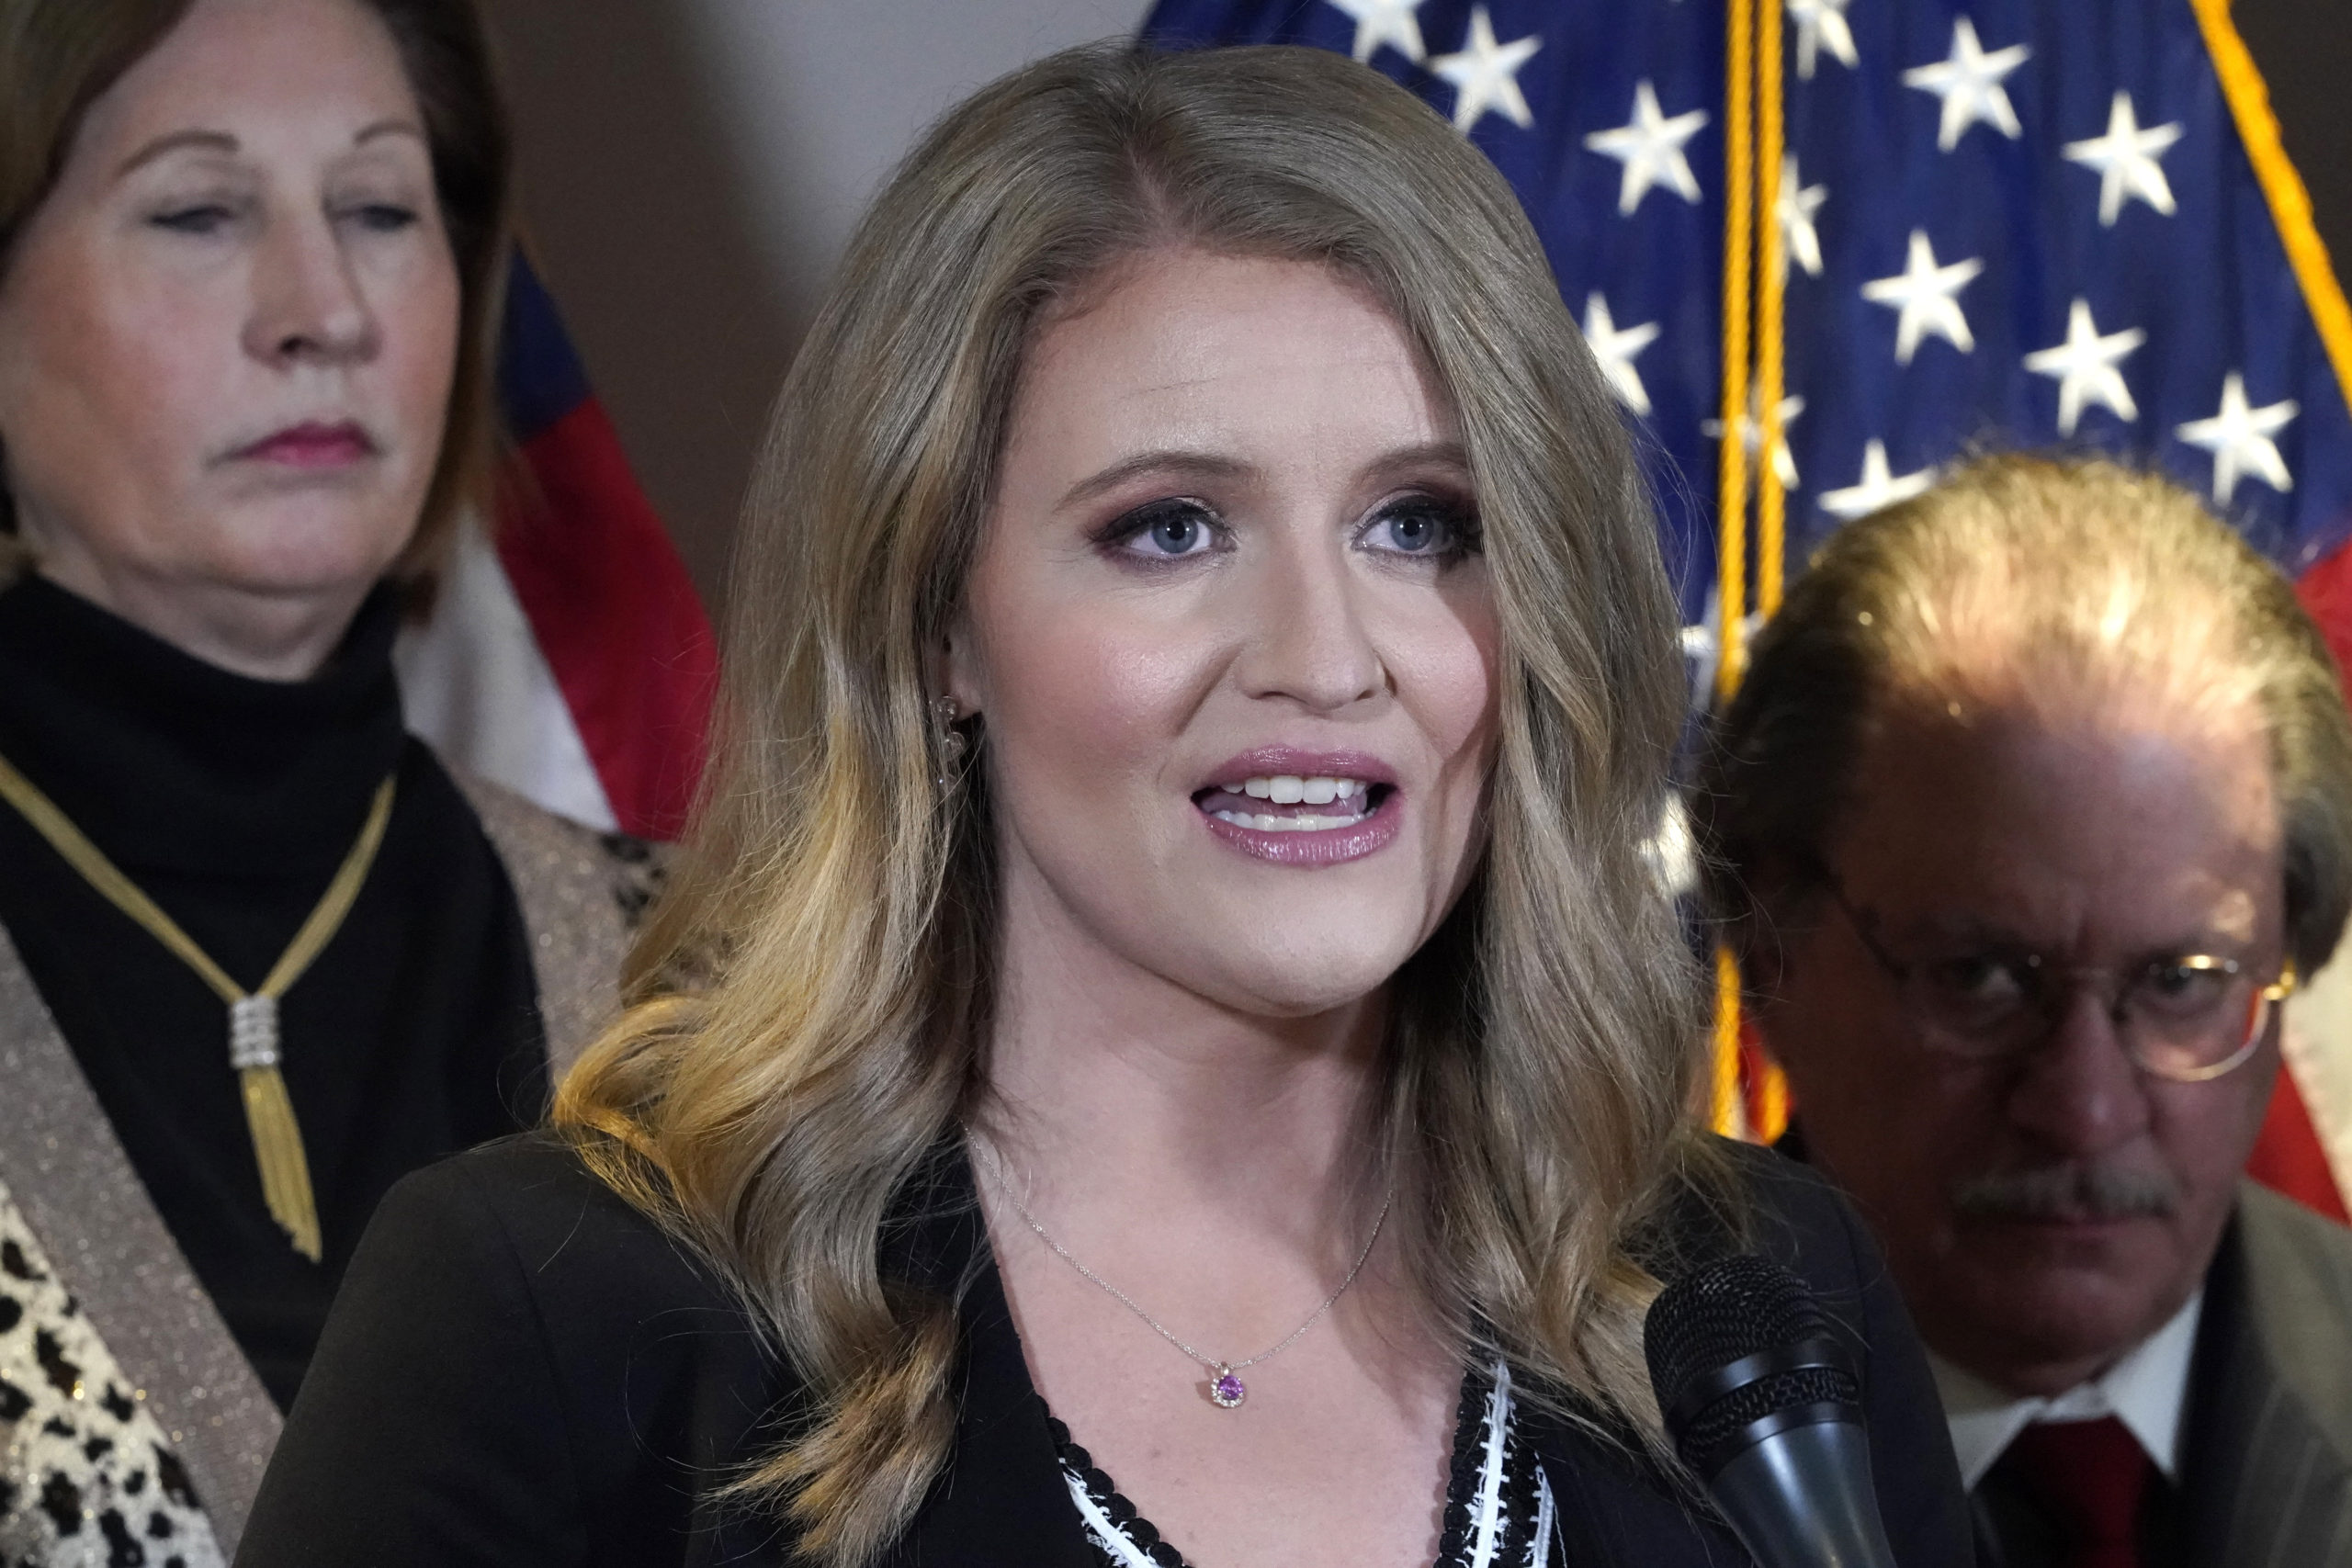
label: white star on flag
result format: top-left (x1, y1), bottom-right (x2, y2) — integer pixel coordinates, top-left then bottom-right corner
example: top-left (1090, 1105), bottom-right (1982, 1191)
top-left (2177, 373), bottom-right (2298, 504)
top-left (1860, 230), bottom-right (1984, 364)
top-left (1679, 586), bottom-right (1766, 716)
top-left (1430, 6), bottom-right (1540, 132)
top-left (1584, 81), bottom-right (1709, 215)
top-left (1777, 153), bottom-right (1827, 278)
top-left (1902, 17), bottom-right (2030, 152)
top-left (1582, 293), bottom-right (1662, 416)
top-left (2023, 299), bottom-right (2146, 434)
top-left (2063, 92), bottom-right (2184, 227)
top-left (1821, 440), bottom-right (1936, 520)
top-left (1787, 0), bottom-right (1858, 81)
top-left (1325, 0), bottom-right (1427, 64)
top-left (1703, 388), bottom-right (1804, 490)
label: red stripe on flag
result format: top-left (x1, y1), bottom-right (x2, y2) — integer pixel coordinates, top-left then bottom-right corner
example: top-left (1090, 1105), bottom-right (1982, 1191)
top-left (2295, 536), bottom-right (2352, 678)
top-left (2248, 1066), bottom-right (2350, 1224)
top-left (2259, 536), bottom-right (2352, 1223)
top-left (495, 398), bottom-right (716, 840)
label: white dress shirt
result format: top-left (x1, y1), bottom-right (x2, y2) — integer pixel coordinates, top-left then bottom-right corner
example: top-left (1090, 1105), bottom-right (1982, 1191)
top-left (1928, 1291), bottom-right (2205, 1490)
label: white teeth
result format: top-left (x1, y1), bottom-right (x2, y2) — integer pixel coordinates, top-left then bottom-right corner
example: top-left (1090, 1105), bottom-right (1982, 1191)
top-left (1212, 810), bottom-right (1366, 832)
top-left (1234, 774), bottom-right (1369, 801)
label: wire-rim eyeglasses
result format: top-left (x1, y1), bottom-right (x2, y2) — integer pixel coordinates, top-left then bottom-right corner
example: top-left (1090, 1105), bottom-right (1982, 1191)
top-left (1815, 877), bottom-right (2295, 1084)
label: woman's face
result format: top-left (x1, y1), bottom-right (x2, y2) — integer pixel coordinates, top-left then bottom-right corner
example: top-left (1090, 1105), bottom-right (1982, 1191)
top-left (0, 0), bottom-right (459, 630)
top-left (953, 250), bottom-right (1500, 1018)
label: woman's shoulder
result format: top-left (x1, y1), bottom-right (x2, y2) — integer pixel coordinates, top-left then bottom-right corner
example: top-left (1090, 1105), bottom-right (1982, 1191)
top-left (1702, 1134), bottom-right (1886, 1302)
top-left (362, 1130), bottom-right (750, 1355)
top-left (243, 1134), bottom-right (793, 1567)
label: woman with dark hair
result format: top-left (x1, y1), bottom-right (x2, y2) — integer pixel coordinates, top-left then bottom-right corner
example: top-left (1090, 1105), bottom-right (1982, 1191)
top-left (243, 40), bottom-right (1972, 1568)
top-left (0, 2), bottom-right (648, 1559)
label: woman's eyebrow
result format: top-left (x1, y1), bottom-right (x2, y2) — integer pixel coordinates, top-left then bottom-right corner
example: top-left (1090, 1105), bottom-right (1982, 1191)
top-left (1057, 450), bottom-right (1252, 510)
top-left (352, 118), bottom-right (428, 149)
top-left (114, 118), bottom-right (426, 182)
top-left (1362, 441), bottom-right (1471, 484)
top-left (115, 129), bottom-right (239, 178)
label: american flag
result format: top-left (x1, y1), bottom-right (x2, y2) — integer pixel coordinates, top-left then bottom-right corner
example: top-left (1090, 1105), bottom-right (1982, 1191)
top-left (1140, 0), bottom-right (2352, 1213)
top-left (394, 252), bottom-right (717, 842)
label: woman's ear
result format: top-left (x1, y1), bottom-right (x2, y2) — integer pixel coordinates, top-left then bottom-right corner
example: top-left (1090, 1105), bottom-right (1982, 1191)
top-left (935, 618), bottom-right (984, 717)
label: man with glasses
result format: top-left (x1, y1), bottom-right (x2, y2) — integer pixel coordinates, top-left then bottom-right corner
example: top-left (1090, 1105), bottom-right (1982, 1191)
top-left (1696, 454), bottom-right (2352, 1568)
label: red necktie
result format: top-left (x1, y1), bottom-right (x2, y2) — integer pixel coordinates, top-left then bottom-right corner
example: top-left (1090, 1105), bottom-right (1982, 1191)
top-left (1991, 1416), bottom-right (2155, 1568)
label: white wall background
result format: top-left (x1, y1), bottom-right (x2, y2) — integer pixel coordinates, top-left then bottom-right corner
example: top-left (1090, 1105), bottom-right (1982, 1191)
top-left (481, 0), bottom-right (1155, 604)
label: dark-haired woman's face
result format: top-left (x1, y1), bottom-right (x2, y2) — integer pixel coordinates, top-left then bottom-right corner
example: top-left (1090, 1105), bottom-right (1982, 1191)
top-left (0, 0), bottom-right (458, 675)
top-left (952, 250), bottom-right (1498, 1019)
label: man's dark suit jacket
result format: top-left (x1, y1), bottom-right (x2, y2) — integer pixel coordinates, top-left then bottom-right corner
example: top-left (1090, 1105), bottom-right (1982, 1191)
top-left (1972, 1180), bottom-right (2352, 1567)
top-left (232, 1134), bottom-right (1973, 1567)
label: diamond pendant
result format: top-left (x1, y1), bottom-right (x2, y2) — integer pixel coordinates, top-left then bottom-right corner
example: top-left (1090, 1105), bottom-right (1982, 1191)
top-left (1208, 1366), bottom-right (1246, 1408)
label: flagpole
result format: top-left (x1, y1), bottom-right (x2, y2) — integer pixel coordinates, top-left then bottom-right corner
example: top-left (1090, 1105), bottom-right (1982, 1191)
top-left (1711, 0), bottom-right (1758, 1140)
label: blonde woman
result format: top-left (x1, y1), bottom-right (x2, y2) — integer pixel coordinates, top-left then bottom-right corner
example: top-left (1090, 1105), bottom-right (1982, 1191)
top-left (241, 43), bottom-right (1970, 1568)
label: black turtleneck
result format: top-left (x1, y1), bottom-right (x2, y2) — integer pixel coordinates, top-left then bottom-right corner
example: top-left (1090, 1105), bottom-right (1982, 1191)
top-left (0, 573), bottom-right (546, 1410)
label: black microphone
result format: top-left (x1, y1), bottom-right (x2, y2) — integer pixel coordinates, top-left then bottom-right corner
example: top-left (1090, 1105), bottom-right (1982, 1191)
top-left (1644, 1253), bottom-right (1899, 1568)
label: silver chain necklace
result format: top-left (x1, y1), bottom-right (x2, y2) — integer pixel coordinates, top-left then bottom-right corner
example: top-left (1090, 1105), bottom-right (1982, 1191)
top-left (971, 1137), bottom-right (1395, 1410)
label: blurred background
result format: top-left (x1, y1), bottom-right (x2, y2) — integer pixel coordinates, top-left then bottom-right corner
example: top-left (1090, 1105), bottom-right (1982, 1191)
top-left (479, 0), bottom-right (2347, 612)
top-left (483, 0), bottom-right (1152, 607)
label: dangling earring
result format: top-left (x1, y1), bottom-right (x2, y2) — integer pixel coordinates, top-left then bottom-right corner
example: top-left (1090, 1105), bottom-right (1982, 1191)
top-left (933, 694), bottom-right (967, 790)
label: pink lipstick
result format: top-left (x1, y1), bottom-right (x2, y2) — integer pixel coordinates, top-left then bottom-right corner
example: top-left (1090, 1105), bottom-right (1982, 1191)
top-left (1193, 748), bottom-right (1402, 867)
top-left (234, 422), bottom-right (375, 468)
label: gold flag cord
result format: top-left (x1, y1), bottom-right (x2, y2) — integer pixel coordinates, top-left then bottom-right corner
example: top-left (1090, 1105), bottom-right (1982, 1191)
top-left (1748, 0), bottom-right (1792, 1143)
top-left (0, 752), bottom-right (395, 1261)
top-left (1714, 0), bottom-right (1755, 714)
top-left (1711, 0), bottom-right (1792, 1142)
top-left (2188, 0), bottom-right (2352, 423)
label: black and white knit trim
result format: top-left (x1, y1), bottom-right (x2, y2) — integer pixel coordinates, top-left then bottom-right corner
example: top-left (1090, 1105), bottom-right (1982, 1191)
top-left (1052, 1358), bottom-right (1556, 1568)
top-left (1432, 1359), bottom-right (1557, 1568)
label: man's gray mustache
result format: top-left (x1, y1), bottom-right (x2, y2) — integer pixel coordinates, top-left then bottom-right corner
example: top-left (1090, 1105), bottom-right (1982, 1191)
top-left (1951, 1161), bottom-right (2182, 1221)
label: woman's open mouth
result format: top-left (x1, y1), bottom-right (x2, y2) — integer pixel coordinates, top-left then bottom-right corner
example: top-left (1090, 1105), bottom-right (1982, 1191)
top-left (1193, 773), bottom-right (1401, 865)
top-left (1194, 774), bottom-right (1389, 830)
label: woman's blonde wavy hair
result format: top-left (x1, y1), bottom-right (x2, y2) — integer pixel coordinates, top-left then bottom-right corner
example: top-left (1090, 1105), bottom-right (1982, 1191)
top-left (558, 40), bottom-right (1716, 1566)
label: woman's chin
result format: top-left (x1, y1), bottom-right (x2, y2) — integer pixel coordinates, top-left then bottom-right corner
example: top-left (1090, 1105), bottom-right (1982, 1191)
top-left (1171, 935), bottom-right (1421, 1021)
top-left (182, 509), bottom-right (420, 601)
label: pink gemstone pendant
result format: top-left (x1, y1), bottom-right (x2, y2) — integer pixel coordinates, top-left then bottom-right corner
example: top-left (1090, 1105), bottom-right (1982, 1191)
top-left (1209, 1367), bottom-right (1246, 1408)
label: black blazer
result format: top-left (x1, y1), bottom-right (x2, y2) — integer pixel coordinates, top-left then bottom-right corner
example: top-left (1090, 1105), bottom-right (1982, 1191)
top-left (235, 1134), bottom-right (1973, 1566)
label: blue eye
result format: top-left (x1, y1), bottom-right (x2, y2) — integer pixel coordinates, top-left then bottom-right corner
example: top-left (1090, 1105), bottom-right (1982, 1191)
top-left (1105, 500), bottom-right (1220, 560)
top-left (1362, 496), bottom-right (1477, 559)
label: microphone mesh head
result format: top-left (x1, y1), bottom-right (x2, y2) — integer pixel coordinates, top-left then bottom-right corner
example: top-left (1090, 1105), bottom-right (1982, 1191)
top-left (1645, 1254), bottom-right (1860, 1471)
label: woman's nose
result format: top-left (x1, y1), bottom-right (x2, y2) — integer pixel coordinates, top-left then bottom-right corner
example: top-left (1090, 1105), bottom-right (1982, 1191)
top-left (1231, 532), bottom-right (1387, 713)
top-left (244, 213), bottom-right (379, 367)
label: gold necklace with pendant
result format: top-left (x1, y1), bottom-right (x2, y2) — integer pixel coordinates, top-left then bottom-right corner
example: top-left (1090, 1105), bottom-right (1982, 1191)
top-left (0, 750), bottom-right (394, 1262)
